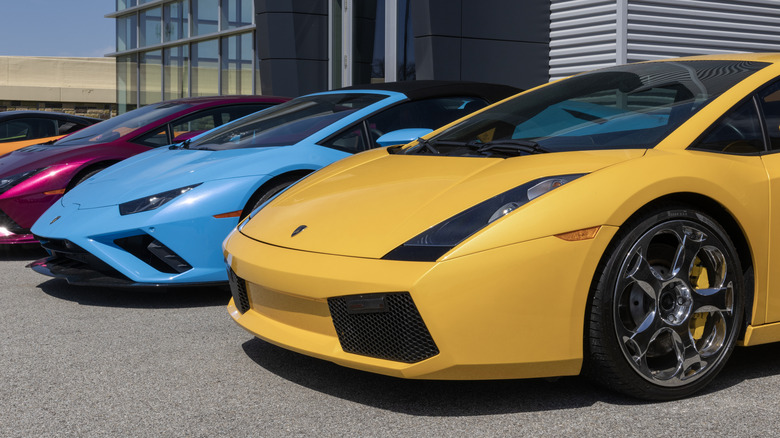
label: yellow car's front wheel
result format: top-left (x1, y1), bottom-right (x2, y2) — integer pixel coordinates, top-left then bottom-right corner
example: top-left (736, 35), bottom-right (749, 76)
top-left (586, 205), bottom-right (744, 400)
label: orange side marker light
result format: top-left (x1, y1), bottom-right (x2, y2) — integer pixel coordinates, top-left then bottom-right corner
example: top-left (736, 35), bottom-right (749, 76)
top-left (554, 226), bottom-right (601, 241)
top-left (214, 210), bottom-right (242, 219)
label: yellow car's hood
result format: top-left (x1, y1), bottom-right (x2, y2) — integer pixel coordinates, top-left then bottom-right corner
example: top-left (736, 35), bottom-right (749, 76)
top-left (241, 147), bottom-right (645, 258)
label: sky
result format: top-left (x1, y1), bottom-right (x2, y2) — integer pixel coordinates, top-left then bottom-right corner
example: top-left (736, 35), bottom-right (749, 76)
top-left (0, 0), bottom-right (115, 58)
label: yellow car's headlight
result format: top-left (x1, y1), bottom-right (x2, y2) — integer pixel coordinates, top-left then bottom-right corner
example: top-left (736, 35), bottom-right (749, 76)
top-left (382, 174), bottom-right (586, 261)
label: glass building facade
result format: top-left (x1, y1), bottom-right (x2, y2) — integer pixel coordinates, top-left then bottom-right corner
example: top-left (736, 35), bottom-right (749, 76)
top-left (109, 0), bottom-right (256, 113)
top-left (109, 0), bottom-right (550, 112)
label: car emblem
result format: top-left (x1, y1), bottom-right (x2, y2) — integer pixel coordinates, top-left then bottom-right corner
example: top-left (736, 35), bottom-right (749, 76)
top-left (291, 225), bottom-right (307, 237)
top-left (49, 216), bottom-right (61, 225)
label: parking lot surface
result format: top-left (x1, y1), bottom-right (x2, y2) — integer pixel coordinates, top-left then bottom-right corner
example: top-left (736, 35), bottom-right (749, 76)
top-left (3, 244), bottom-right (780, 437)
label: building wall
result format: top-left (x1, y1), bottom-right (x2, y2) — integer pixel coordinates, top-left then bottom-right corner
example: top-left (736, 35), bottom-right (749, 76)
top-left (550, 0), bottom-right (780, 81)
top-left (255, 0), bottom-right (550, 96)
top-left (411, 0), bottom-right (550, 90)
top-left (0, 56), bottom-right (117, 118)
top-left (255, 0), bottom-right (329, 97)
top-left (109, 0), bottom-right (258, 113)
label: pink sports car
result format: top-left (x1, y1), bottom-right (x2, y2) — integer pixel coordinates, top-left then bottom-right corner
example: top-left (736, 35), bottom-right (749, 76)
top-left (0, 95), bottom-right (287, 244)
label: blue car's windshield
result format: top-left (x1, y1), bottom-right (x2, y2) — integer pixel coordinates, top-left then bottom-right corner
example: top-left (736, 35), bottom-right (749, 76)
top-left (190, 93), bottom-right (386, 151)
top-left (54, 102), bottom-right (193, 146)
top-left (405, 60), bottom-right (768, 157)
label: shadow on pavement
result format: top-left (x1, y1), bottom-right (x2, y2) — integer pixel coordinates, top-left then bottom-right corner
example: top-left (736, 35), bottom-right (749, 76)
top-left (712, 342), bottom-right (780, 387)
top-left (0, 244), bottom-right (47, 261)
top-left (36, 278), bottom-right (231, 309)
top-left (241, 337), bottom-right (780, 414)
top-left (241, 337), bottom-right (631, 415)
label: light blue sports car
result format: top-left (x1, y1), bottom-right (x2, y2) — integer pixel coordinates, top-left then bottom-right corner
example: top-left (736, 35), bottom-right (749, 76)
top-left (29, 81), bottom-right (519, 287)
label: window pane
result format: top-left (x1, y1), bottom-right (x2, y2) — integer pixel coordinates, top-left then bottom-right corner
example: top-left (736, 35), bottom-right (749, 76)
top-left (0, 121), bottom-right (35, 142)
top-left (59, 121), bottom-right (88, 135)
top-left (116, 14), bottom-right (137, 51)
top-left (693, 100), bottom-right (763, 154)
top-left (193, 0), bottom-right (219, 36)
top-left (321, 124), bottom-right (366, 152)
top-left (330, 0), bottom-right (343, 88)
top-left (192, 39), bottom-right (219, 96)
top-left (192, 93), bottom-right (386, 150)
top-left (116, 0), bottom-right (136, 11)
top-left (365, 97), bottom-right (488, 145)
top-left (140, 7), bottom-right (162, 47)
top-left (56, 101), bottom-right (194, 146)
top-left (139, 50), bottom-right (162, 105)
top-left (164, 45), bottom-right (189, 100)
top-left (222, 0), bottom-right (253, 30)
top-left (134, 128), bottom-right (170, 147)
top-left (434, 60), bottom-right (767, 153)
top-left (396, 0), bottom-right (415, 80)
top-left (164, 0), bottom-right (189, 42)
top-left (117, 55), bottom-right (138, 113)
top-left (353, 0), bottom-right (385, 85)
top-left (221, 33), bottom-right (253, 95)
top-left (760, 81), bottom-right (780, 150)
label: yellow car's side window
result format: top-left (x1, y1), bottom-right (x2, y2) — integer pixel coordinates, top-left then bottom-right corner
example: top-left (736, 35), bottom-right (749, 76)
top-left (691, 99), bottom-right (764, 155)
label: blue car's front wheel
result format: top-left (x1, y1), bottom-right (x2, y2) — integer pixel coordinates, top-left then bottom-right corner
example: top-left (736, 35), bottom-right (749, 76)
top-left (242, 175), bottom-right (304, 219)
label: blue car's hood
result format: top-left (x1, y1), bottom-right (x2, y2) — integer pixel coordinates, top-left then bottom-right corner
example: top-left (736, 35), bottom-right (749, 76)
top-left (66, 146), bottom-right (290, 208)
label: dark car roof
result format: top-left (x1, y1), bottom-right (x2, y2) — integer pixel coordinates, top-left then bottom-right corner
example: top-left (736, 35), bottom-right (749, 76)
top-left (0, 111), bottom-right (102, 123)
top-left (338, 80), bottom-right (522, 103)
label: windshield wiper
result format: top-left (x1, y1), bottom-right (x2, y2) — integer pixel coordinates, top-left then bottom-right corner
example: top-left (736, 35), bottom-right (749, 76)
top-left (469, 139), bottom-right (550, 156)
top-left (169, 138), bottom-right (192, 150)
top-left (405, 137), bottom-right (440, 155)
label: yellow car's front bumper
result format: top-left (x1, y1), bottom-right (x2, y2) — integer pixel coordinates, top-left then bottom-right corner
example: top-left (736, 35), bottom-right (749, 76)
top-left (225, 225), bottom-right (618, 380)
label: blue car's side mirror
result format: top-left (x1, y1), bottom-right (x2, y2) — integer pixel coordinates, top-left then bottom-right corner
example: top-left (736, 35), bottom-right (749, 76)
top-left (375, 128), bottom-right (434, 147)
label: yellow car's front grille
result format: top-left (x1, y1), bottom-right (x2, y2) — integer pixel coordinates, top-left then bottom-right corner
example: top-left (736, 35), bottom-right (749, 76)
top-left (327, 292), bottom-right (439, 363)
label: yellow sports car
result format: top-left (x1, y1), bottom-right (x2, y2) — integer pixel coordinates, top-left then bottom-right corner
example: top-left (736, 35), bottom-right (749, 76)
top-left (224, 53), bottom-right (780, 400)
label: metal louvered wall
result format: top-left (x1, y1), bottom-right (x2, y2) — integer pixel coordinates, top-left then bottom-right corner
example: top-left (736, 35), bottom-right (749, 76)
top-left (550, 0), bottom-right (780, 81)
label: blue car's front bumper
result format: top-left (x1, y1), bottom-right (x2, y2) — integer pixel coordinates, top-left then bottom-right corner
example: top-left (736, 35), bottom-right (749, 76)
top-left (29, 178), bottom-right (259, 287)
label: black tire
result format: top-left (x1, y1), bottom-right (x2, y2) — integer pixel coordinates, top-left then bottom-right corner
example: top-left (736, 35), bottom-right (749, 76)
top-left (585, 205), bottom-right (744, 400)
top-left (241, 178), bottom-right (299, 219)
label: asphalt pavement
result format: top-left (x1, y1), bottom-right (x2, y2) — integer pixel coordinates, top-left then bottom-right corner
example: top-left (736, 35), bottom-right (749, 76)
top-left (3, 244), bottom-right (780, 437)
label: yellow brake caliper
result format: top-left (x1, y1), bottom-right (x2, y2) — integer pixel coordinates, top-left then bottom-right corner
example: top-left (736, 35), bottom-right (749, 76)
top-left (689, 256), bottom-right (709, 340)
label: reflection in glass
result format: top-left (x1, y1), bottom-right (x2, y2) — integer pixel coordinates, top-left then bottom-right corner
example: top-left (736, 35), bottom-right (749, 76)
top-left (191, 93), bottom-right (386, 150)
top-left (430, 61), bottom-right (766, 154)
top-left (192, 39), bottom-right (219, 96)
top-left (117, 55), bottom-right (138, 113)
top-left (117, 14), bottom-right (137, 51)
top-left (140, 50), bottom-right (163, 105)
top-left (396, 0), bottom-right (415, 80)
top-left (140, 7), bottom-right (162, 47)
top-left (116, 0), bottom-right (137, 11)
top-left (55, 102), bottom-right (194, 146)
top-left (221, 33), bottom-right (253, 95)
top-left (164, 46), bottom-right (189, 100)
top-left (193, 0), bottom-right (219, 36)
top-left (164, 1), bottom-right (189, 42)
top-left (330, 0), bottom-right (343, 88)
top-left (353, 0), bottom-right (385, 85)
top-left (222, 0), bottom-right (253, 30)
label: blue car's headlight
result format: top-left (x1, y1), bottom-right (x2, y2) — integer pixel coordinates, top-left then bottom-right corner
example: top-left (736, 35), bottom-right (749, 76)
top-left (382, 174), bottom-right (585, 262)
top-left (0, 168), bottom-right (47, 194)
top-left (118, 184), bottom-right (201, 215)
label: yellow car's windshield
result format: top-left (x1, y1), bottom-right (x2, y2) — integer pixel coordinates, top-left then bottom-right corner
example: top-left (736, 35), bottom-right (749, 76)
top-left (408, 60), bottom-right (768, 157)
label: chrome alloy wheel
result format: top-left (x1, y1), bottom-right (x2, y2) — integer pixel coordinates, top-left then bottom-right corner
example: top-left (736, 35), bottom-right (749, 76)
top-left (613, 219), bottom-right (736, 387)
